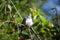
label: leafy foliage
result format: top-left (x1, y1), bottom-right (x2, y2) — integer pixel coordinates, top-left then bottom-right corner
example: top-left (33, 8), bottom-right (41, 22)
top-left (0, 0), bottom-right (58, 40)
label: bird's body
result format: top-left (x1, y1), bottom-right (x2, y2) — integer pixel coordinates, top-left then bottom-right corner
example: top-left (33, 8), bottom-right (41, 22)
top-left (19, 13), bottom-right (40, 40)
top-left (25, 16), bottom-right (33, 27)
top-left (20, 13), bottom-right (33, 35)
top-left (22, 13), bottom-right (33, 27)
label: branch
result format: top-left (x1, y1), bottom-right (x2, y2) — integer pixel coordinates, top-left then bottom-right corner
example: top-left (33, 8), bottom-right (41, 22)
top-left (0, 20), bottom-right (20, 27)
top-left (29, 27), bottom-right (41, 40)
top-left (10, 0), bottom-right (23, 20)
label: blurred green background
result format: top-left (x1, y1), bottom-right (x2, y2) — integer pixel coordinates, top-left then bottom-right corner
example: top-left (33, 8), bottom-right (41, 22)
top-left (0, 0), bottom-right (59, 40)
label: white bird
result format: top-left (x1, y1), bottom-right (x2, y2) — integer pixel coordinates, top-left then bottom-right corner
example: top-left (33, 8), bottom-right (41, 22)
top-left (19, 13), bottom-right (40, 40)
top-left (20, 13), bottom-right (33, 35)
top-left (25, 13), bottom-right (33, 27)
top-left (21, 13), bottom-right (33, 28)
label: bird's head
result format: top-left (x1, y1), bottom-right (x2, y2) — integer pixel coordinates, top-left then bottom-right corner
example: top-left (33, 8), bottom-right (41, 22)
top-left (27, 13), bottom-right (32, 18)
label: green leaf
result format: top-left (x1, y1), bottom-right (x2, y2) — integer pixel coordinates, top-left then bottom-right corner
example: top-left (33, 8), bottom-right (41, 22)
top-left (39, 15), bottom-right (47, 23)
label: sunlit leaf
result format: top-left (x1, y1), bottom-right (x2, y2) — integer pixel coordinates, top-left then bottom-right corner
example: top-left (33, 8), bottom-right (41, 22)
top-left (39, 15), bottom-right (47, 23)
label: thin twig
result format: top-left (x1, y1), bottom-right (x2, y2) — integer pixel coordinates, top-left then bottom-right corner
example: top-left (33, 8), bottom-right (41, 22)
top-left (9, 0), bottom-right (23, 35)
top-left (10, 0), bottom-right (23, 20)
top-left (0, 20), bottom-right (20, 27)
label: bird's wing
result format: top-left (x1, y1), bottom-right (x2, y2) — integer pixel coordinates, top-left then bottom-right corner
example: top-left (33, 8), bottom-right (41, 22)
top-left (22, 17), bottom-right (26, 25)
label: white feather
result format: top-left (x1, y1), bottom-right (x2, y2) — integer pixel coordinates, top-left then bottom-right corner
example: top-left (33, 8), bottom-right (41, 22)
top-left (26, 14), bottom-right (33, 27)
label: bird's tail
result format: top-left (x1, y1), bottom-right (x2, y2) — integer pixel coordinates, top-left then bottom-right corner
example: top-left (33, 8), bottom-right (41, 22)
top-left (29, 27), bottom-right (41, 40)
